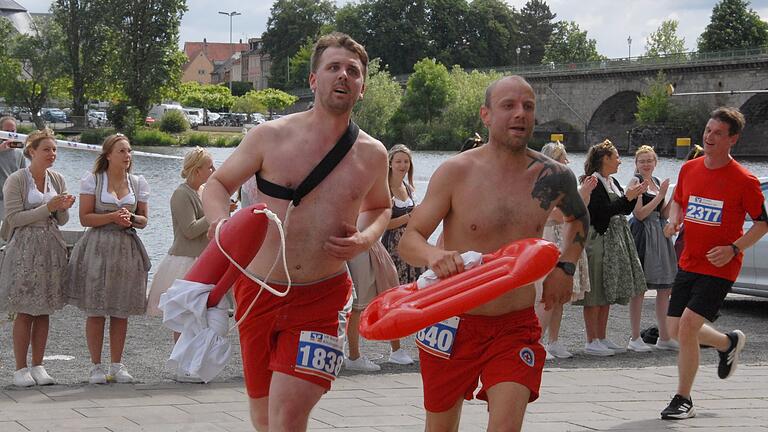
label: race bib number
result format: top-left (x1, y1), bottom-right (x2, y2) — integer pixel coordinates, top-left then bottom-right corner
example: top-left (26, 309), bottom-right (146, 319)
top-left (685, 195), bottom-right (724, 226)
top-left (295, 331), bottom-right (344, 381)
top-left (415, 316), bottom-right (460, 359)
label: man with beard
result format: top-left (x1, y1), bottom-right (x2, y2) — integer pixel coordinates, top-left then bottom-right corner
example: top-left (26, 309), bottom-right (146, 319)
top-left (202, 33), bottom-right (391, 431)
top-left (399, 76), bottom-right (589, 431)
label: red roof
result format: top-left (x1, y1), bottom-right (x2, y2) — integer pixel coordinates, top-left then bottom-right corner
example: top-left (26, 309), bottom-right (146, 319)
top-left (184, 41), bottom-right (249, 63)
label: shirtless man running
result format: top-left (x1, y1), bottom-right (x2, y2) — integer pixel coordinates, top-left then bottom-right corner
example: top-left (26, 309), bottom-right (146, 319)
top-left (399, 76), bottom-right (589, 432)
top-left (202, 33), bottom-right (391, 431)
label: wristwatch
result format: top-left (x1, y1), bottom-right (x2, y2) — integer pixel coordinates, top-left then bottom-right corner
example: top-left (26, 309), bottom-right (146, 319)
top-left (555, 261), bottom-right (576, 276)
top-left (730, 243), bottom-right (740, 256)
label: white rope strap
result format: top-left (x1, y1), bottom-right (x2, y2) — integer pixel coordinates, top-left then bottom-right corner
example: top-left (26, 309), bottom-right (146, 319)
top-left (213, 205), bottom-right (295, 331)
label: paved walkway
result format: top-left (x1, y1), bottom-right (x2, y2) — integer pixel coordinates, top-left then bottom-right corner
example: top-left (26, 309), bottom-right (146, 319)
top-left (1, 365), bottom-right (766, 431)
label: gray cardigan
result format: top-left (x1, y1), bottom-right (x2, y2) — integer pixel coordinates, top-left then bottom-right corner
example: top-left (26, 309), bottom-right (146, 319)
top-left (168, 183), bottom-right (209, 257)
top-left (0, 168), bottom-right (69, 241)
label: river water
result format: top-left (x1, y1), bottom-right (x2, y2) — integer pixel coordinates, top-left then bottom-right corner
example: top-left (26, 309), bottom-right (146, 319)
top-left (52, 146), bottom-right (768, 278)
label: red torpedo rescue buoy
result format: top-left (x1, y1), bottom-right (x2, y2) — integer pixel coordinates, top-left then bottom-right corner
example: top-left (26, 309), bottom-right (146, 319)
top-left (359, 238), bottom-right (560, 341)
top-left (178, 203), bottom-right (269, 308)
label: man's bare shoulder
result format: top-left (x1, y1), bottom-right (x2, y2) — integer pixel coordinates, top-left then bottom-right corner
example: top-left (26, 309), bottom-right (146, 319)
top-left (239, 112), bottom-right (310, 150)
top-left (355, 129), bottom-right (387, 162)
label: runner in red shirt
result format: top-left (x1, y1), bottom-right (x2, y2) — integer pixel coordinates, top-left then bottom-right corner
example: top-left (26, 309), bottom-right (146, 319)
top-left (661, 107), bottom-right (768, 420)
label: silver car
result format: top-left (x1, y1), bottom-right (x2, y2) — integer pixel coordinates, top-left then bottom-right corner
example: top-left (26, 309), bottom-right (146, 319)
top-left (732, 177), bottom-right (768, 297)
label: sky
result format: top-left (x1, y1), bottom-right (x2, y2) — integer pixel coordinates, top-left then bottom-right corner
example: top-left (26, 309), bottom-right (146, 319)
top-left (16, 0), bottom-right (768, 59)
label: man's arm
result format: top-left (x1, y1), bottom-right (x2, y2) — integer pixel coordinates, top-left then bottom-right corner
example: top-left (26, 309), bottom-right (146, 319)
top-left (324, 141), bottom-right (391, 260)
top-left (664, 200), bottom-right (683, 238)
top-left (202, 126), bottom-right (264, 239)
top-left (398, 161), bottom-right (464, 278)
top-left (540, 166), bottom-right (590, 308)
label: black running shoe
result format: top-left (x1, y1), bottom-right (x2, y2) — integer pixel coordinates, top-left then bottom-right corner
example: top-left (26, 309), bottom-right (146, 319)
top-left (718, 330), bottom-right (746, 379)
top-left (661, 394), bottom-right (696, 420)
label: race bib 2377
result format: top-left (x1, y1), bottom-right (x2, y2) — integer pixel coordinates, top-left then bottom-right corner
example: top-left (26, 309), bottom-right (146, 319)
top-left (685, 195), bottom-right (724, 226)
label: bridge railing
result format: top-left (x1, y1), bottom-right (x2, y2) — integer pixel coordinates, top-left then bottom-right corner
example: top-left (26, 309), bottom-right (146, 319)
top-left (289, 47), bottom-right (768, 97)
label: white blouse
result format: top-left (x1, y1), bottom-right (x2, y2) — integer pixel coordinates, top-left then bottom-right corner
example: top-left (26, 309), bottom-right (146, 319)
top-left (79, 172), bottom-right (150, 206)
top-left (594, 172), bottom-right (624, 197)
top-left (393, 196), bottom-right (415, 208)
top-left (24, 168), bottom-right (57, 207)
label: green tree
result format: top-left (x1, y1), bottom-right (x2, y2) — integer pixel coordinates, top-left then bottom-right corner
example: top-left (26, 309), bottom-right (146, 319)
top-left (288, 38), bottom-right (314, 89)
top-left (438, 66), bottom-right (501, 148)
top-left (645, 19), bottom-right (686, 57)
top-left (177, 82), bottom-right (235, 113)
top-left (698, 0), bottom-right (768, 52)
top-left (112, 0), bottom-right (188, 116)
top-left (398, 58), bottom-right (453, 125)
top-left (52, 0), bottom-right (117, 125)
top-left (517, 0), bottom-right (557, 65)
top-left (635, 71), bottom-right (672, 124)
top-left (466, 0), bottom-right (520, 68)
top-left (352, 58), bottom-right (402, 142)
top-left (231, 91), bottom-right (266, 116)
top-left (0, 17), bottom-right (68, 129)
top-left (262, 0), bottom-right (336, 89)
top-left (424, 0), bottom-right (471, 67)
top-left (252, 88), bottom-right (298, 118)
top-left (542, 21), bottom-right (606, 64)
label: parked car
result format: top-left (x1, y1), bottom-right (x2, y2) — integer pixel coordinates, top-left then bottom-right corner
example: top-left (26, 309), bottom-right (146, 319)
top-left (183, 108), bottom-right (203, 127)
top-left (732, 177), bottom-right (768, 297)
top-left (88, 110), bottom-right (108, 127)
top-left (42, 108), bottom-right (67, 123)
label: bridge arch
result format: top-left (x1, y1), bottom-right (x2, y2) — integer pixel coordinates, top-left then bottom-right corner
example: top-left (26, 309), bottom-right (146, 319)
top-left (586, 91), bottom-right (639, 152)
top-left (534, 119), bottom-right (583, 150)
top-left (739, 91), bottom-right (768, 155)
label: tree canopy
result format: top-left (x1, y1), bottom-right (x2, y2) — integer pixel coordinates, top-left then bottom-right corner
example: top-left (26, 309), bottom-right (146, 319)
top-left (261, 0), bottom-right (336, 89)
top-left (698, 0), bottom-right (768, 52)
top-left (542, 21), bottom-right (606, 64)
top-left (645, 19), bottom-right (687, 57)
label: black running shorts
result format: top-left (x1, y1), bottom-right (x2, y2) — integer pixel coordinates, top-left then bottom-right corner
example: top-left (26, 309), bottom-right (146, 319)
top-left (668, 270), bottom-right (733, 322)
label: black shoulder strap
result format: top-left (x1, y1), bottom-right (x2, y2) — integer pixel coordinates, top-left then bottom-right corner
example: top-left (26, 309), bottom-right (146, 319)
top-left (256, 121), bottom-right (360, 206)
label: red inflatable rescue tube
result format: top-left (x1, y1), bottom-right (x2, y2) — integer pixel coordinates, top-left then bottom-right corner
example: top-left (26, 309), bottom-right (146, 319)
top-left (179, 203), bottom-right (269, 308)
top-left (359, 238), bottom-right (560, 341)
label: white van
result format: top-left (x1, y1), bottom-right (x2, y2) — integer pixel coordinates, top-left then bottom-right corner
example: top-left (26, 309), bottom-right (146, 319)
top-left (183, 108), bottom-right (203, 127)
top-left (148, 103), bottom-right (185, 121)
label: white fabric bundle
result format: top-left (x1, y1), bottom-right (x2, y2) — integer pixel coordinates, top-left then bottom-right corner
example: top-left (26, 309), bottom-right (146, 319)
top-left (416, 251), bottom-right (483, 289)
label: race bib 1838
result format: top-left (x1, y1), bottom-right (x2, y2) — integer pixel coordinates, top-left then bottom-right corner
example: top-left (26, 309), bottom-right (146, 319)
top-left (685, 195), bottom-right (724, 226)
top-left (295, 331), bottom-right (344, 381)
top-left (415, 316), bottom-right (460, 359)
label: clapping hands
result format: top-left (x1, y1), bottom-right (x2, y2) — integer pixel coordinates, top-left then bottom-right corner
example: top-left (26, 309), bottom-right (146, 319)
top-left (46, 194), bottom-right (76, 212)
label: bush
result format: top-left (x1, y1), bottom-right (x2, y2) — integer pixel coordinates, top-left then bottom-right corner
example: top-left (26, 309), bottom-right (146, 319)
top-left (213, 136), bottom-right (229, 147)
top-left (159, 109), bottom-right (189, 133)
top-left (131, 128), bottom-right (178, 146)
top-left (227, 135), bottom-right (244, 147)
top-left (80, 128), bottom-right (116, 145)
top-left (184, 132), bottom-right (210, 147)
top-left (16, 124), bottom-right (34, 134)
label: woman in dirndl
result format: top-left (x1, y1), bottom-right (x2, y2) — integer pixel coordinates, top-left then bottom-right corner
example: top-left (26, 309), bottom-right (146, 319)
top-left (576, 140), bottom-right (648, 356)
top-left (628, 145), bottom-right (678, 351)
top-left (0, 129), bottom-right (75, 387)
top-left (67, 134), bottom-right (150, 384)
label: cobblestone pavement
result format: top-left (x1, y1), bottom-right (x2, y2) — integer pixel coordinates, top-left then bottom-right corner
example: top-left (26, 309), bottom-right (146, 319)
top-left (0, 293), bottom-right (766, 430)
top-left (1, 365), bottom-right (767, 431)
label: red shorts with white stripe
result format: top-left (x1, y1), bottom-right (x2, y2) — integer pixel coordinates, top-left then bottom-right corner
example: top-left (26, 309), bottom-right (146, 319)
top-left (233, 271), bottom-right (352, 399)
top-left (418, 307), bottom-right (545, 412)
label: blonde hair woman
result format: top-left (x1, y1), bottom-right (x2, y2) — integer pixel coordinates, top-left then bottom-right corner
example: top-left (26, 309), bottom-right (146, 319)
top-left (380, 144), bottom-right (423, 365)
top-left (67, 134), bottom-right (150, 384)
top-left (146, 148), bottom-right (213, 340)
top-left (534, 142), bottom-right (595, 360)
top-left (627, 145), bottom-right (678, 351)
top-left (0, 129), bottom-right (74, 387)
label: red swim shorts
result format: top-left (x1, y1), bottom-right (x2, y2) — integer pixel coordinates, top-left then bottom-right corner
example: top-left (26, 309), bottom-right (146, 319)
top-left (233, 271), bottom-right (352, 399)
top-left (418, 307), bottom-right (545, 412)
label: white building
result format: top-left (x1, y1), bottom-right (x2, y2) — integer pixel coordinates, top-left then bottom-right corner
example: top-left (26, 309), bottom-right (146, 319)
top-left (0, 0), bottom-right (34, 35)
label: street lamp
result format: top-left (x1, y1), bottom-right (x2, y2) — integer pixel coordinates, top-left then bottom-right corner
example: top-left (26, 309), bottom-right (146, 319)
top-left (218, 10), bottom-right (242, 91)
top-left (627, 35), bottom-right (632, 59)
top-left (515, 45), bottom-right (531, 68)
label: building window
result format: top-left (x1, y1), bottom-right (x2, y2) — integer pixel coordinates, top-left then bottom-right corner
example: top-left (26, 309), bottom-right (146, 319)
top-left (198, 69), bottom-right (205, 75)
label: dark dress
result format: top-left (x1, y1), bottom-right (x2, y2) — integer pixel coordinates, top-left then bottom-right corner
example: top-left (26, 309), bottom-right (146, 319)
top-left (381, 184), bottom-right (425, 284)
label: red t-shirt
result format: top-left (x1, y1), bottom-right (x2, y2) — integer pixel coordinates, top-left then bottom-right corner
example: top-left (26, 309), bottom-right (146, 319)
top-left (673, 157), bottom-right (765, 281)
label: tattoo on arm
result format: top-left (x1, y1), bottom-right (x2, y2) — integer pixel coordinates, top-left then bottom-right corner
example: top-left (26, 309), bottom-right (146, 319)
top-left (531, 158), bottom-right (590, 247)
